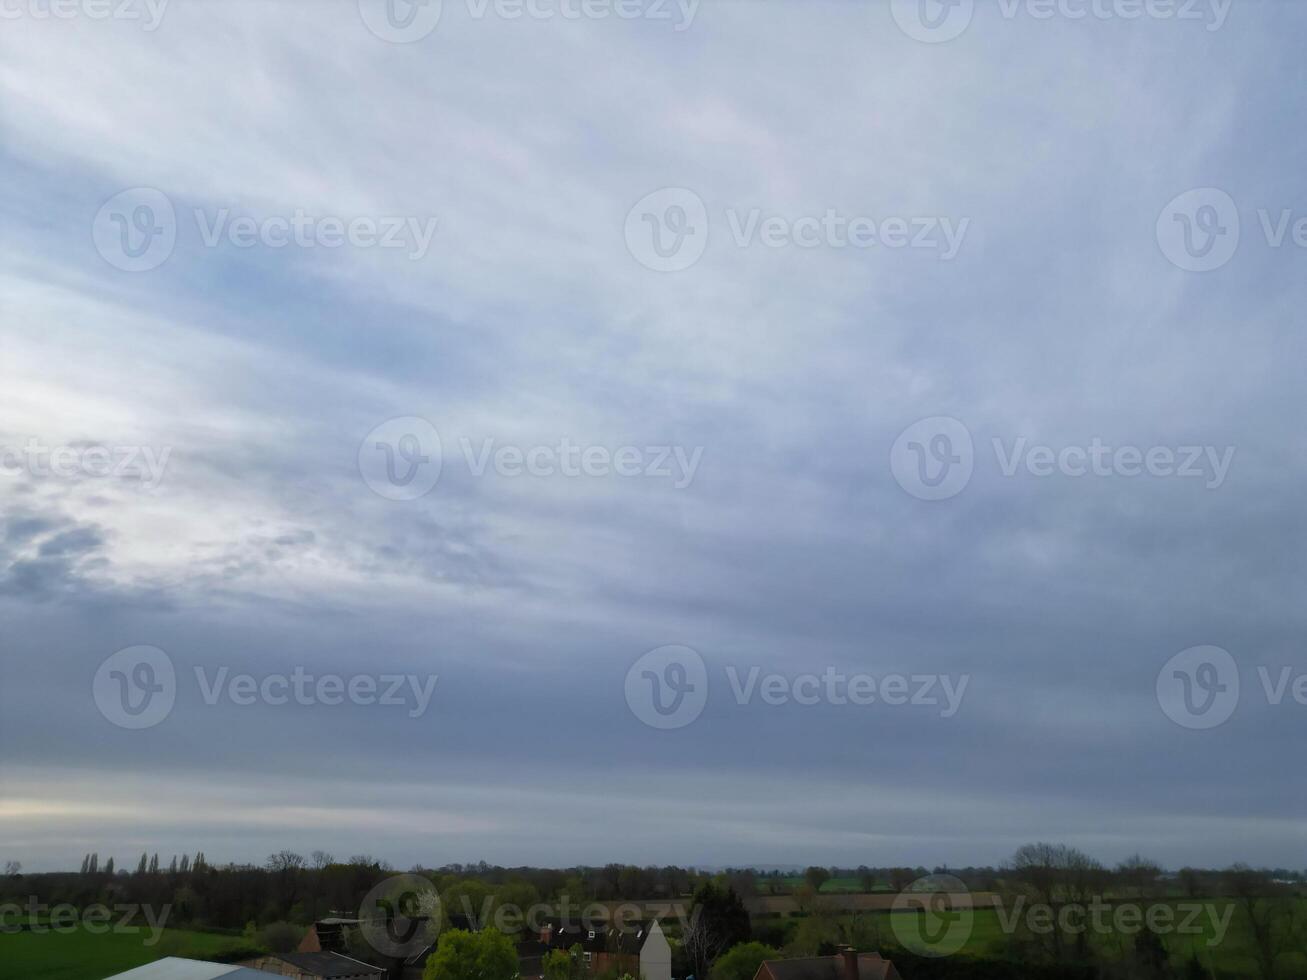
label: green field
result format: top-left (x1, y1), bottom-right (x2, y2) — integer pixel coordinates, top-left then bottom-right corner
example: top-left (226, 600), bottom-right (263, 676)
top-left (865, 901), bottom-right (1307, 979)
top-left (8, 900), bottom-right (1306, 980)
top-left (0, 927), bottom-right (257, 980)
top-left (776, 876), bottom-right (888, 893)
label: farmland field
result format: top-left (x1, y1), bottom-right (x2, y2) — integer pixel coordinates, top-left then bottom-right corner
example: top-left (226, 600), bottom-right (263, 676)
top-left (0, 927), bottom-right (256, 980)
top-left (866, 900), bottom-right (1307, 979)
top-left (775, 876), bottom-right (889, 893)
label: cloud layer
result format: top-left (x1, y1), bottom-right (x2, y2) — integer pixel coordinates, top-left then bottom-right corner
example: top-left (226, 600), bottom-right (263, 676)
top-left (1, 0), bottom-right (1305, 871)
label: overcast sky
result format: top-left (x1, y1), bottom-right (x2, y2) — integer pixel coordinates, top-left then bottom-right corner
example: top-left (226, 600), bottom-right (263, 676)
top-left (2, 0), bottom-right (1305, 874)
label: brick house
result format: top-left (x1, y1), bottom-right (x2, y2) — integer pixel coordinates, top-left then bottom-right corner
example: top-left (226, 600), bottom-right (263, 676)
top-left (298, 917), bottom-right (364, 955)
top-left (536, 917), bottom-right (671, 980)
top-left (240, 951), bottom-right (384, 980)
top-left (752, 948), bottom-right (901, 980)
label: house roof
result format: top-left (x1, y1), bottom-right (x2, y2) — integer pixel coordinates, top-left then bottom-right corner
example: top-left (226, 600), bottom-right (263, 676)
top-left (541, 917), bottom-right (657, 954)
top-left (606, 921), bottom-right (657, 955)
top-left (758, 954), bottom-right (900, 980)
top-left (103, 958), bottom-right (274, 980)
top-left (543, 920), bottom-right (608, 953)
top-left (270, 951), bottom-right (384, 978)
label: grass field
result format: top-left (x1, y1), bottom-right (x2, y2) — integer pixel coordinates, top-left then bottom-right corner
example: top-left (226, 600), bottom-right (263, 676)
top-left (0, 927), bottom-right (257, 980)
top-left (866, 900), bottom-right (1307, 979)
top-left (776, 876), bottom-right (889, 893)
top-left (8, 900), bottom-right (1305, 980)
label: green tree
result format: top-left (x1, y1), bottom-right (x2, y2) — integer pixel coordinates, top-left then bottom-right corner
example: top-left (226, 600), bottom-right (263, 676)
top-left (1132, 927), bottom-right (1169, 980)
top-left (443, 880), bottom-right (496, 929)
top-left (424, 928), bottom-right (518, 980)
top-left (560, 874), bottom-right (589, 904)
top-left (571, 944), bottom-right (592, 980)
top-left (786, 915), bottom-right (841, 957)
top-left (856, 866), bottom-right (875, 893)
top-left (543, 948), bottom-right (574, 980)
top-left (491, 880), bottom-right (541, 934)
top-left (803, 867), bottom-right (831, 892)
top-left (710, 941), bottom-right (777, 980)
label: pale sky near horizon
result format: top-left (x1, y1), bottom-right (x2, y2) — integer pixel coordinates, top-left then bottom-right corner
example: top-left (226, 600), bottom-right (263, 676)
top-left (2, 0), bottom-right (1305, 873)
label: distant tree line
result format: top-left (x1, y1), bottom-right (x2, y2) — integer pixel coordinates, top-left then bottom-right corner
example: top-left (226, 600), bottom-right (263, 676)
top-left (4, 846), bottom-right (1304, 980)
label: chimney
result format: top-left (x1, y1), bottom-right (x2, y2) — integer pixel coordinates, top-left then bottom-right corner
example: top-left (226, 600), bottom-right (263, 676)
top-left (838, 946), bottom-right (858, 980)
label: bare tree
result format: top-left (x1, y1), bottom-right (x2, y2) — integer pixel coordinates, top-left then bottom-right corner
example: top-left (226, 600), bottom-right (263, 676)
top-left (681, 906), bottom-right (730, 980)
top-left (311, 850), bottom-right (335, 870)
top-left (1116, 854), bottom-right (1162, 898)
top-left (889, 868), bottom-right (916, 893)
top-left (266, 850), bottom-right (306, 872)
top-left (1006, 843), bottom-right (1105, 963)
top-left (856, 865), bottom-right (876, 893)
top-left (1226, 865), bottom-right (1299, 980)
